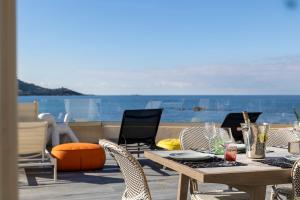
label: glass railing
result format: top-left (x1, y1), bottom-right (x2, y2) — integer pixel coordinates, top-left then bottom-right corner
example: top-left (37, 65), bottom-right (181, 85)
top-left (18, 95), bottom-right (300, 124)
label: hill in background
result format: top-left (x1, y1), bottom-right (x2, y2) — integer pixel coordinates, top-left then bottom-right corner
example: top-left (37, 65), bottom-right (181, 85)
top-left (18, 80), bottom-right (83, 96)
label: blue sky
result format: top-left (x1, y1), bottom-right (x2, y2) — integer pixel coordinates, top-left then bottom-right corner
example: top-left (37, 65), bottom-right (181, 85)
top-left (17, 0), bottom-right (300, 95)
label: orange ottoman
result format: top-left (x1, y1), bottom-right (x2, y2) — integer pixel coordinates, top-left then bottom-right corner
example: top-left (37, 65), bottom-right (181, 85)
top-left (51, 143), bottom-right (106, 171)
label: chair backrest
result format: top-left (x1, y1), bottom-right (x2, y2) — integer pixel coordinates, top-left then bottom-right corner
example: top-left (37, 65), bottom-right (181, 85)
top-left (266, 128), bottom-right (299, 147)
top-left (38, 113), bottom-right (57, 144)
top-left (99, 139), bottom-right (152, 200)
top-left (179, 126), bottom-right (210, 150)
top-left (292, 159), bottom-right (300, 198)
top-left (18, 121), bottom-right (48, 156)
top-left (18, 101), bottom-right (38, 121)
top-left (38, 113), bottom-right (56, 127)
top-left (118, 109), bottom-right (163, 146)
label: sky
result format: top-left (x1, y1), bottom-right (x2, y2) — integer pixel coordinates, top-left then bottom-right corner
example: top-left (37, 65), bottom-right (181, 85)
top-left (17, 0), bottom-right (300, 95)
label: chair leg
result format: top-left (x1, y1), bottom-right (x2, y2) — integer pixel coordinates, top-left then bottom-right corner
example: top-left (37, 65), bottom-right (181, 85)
top-left (52, 130), bottom-right (60, 147)
top-left (227, 186), bottom-right (234, 191)
top-left (64, 127), bottom-right (79, 142)
top-left (270, 185), bottom-right (283, 200)
top-left (270, 191), bottom-right (277, 200)
top-left (53, 160), bottom-right (57, 182)
top-left (137, 143), bottom-right (140, 158)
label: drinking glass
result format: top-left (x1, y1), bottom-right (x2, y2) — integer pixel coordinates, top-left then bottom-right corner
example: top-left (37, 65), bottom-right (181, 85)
top-left (224, 143), bottom-right (237, 164)
top-left (212, 127), bottom-right (233, 155)
top-left (220, 127), bottom-right (234, 145)
top-left (293, 121), bottom-right (300, 131)
top-left (288, 142), bottom-right (300, 160)
top-left (204, 122), bottom-right (217, 153)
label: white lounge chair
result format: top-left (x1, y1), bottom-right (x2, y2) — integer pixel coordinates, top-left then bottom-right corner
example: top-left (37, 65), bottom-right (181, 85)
top-left (38, 113), bottom-right (79, 147)
top-left (18, 121), bottom-right (57, 182)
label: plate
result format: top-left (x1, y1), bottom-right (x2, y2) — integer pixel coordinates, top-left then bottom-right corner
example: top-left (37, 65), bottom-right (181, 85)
top-left (168, 152), bottom-right (213, 161)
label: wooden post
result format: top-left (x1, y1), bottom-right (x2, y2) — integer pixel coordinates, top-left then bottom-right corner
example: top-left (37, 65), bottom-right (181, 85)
top-left (177, 173), bottom-right (189, 200)
top-left (0, 0), bottom-right (18, 199)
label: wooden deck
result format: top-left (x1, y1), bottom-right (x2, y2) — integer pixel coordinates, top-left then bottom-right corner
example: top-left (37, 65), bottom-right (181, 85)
top-left (19, 156), bottom-right (276, 200)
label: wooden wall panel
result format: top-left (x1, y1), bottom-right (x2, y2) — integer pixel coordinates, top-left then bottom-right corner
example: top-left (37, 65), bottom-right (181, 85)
top-left (0, 0), bottom-right (18, 199)
top-left (68, 122), bottom-right (292, 144)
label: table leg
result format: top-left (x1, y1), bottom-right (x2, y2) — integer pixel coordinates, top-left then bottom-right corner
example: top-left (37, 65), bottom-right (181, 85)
top-left (249, 186), bottom-right (266, 200)
top-left (177, 173), bottom-right (189, 200)
top-left (235, 185), bottom-right (266, 200)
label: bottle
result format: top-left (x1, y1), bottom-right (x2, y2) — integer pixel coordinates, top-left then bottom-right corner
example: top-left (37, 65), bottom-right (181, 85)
top-left (242, 111), bottom-right (251, 125)
top-left (241, 111), bottom-right (251, 156)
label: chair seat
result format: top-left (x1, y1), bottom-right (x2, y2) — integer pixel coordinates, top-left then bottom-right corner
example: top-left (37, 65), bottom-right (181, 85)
top-left (191, 191), bottom-right (249, 200)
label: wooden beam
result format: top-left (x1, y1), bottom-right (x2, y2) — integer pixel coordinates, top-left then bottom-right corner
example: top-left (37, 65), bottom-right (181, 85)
top-left (0, 0), bottom-right (17, 199)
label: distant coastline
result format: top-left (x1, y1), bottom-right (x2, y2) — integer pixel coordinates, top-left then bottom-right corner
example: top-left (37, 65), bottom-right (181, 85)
top-left (18, 80), bottom-right (83, 96)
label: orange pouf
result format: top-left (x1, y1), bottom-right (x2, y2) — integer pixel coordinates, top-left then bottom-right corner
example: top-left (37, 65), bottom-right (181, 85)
top-left (51, 143), bottom-right (106, 171)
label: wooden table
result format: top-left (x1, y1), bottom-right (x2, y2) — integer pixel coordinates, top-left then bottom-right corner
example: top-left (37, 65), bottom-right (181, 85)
top-left (144, 148), bottom-right (292, 200)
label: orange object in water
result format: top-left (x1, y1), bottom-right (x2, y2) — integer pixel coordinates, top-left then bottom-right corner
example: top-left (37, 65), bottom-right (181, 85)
top-left (51, 143), bottom-right (106, 171)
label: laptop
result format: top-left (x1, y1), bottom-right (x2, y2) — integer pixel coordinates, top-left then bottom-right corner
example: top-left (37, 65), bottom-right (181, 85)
top-left (221, 112), bottom-right (262, 143)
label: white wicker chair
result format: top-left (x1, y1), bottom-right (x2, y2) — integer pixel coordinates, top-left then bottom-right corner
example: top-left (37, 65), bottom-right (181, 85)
top-left (100, 138), bottom-right (248, 200)
top-left (267, 128), bottom-right (299, 148)
top-left (180, 126), bottom-right (210, 151)
top-left (180, 126), bottom-right (232, 151)
top-left (180, 126), bottom-right (248, 200)
top-left (267, 128), bottom-right (300, 199)
top-left (99, 139), bottom-right (152, 200)
top-left (271, 158), bottom-right (300, 200)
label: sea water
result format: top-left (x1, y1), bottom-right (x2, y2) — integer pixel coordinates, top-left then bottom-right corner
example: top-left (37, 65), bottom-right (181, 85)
top-left (18, 95), bottom-right (300, 123)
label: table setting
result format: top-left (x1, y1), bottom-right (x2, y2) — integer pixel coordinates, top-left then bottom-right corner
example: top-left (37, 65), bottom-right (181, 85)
top-left (166, 123), bottom-right (248, 168)
top-left (145, 112), bottom-right (300, 200)
top-left (162, 117), bottom-right (300, 170)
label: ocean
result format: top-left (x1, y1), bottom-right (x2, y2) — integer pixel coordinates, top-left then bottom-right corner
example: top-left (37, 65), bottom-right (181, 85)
top-left (18, 95), bottom-right (300, 124)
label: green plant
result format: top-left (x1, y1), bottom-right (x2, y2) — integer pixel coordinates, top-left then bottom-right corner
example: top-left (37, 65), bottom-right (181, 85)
top-left (293, 107), bottom-right (300, 121)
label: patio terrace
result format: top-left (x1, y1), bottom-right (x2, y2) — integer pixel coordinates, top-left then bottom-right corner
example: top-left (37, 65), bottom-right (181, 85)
top-left (18, 122), bottom-right (292, 200)
top-left (19, 154), bottom-right (278, 200)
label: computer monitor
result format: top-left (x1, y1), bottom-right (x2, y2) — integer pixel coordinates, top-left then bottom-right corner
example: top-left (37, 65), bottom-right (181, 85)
top-left (221, 112), bottom-right (262, 142)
